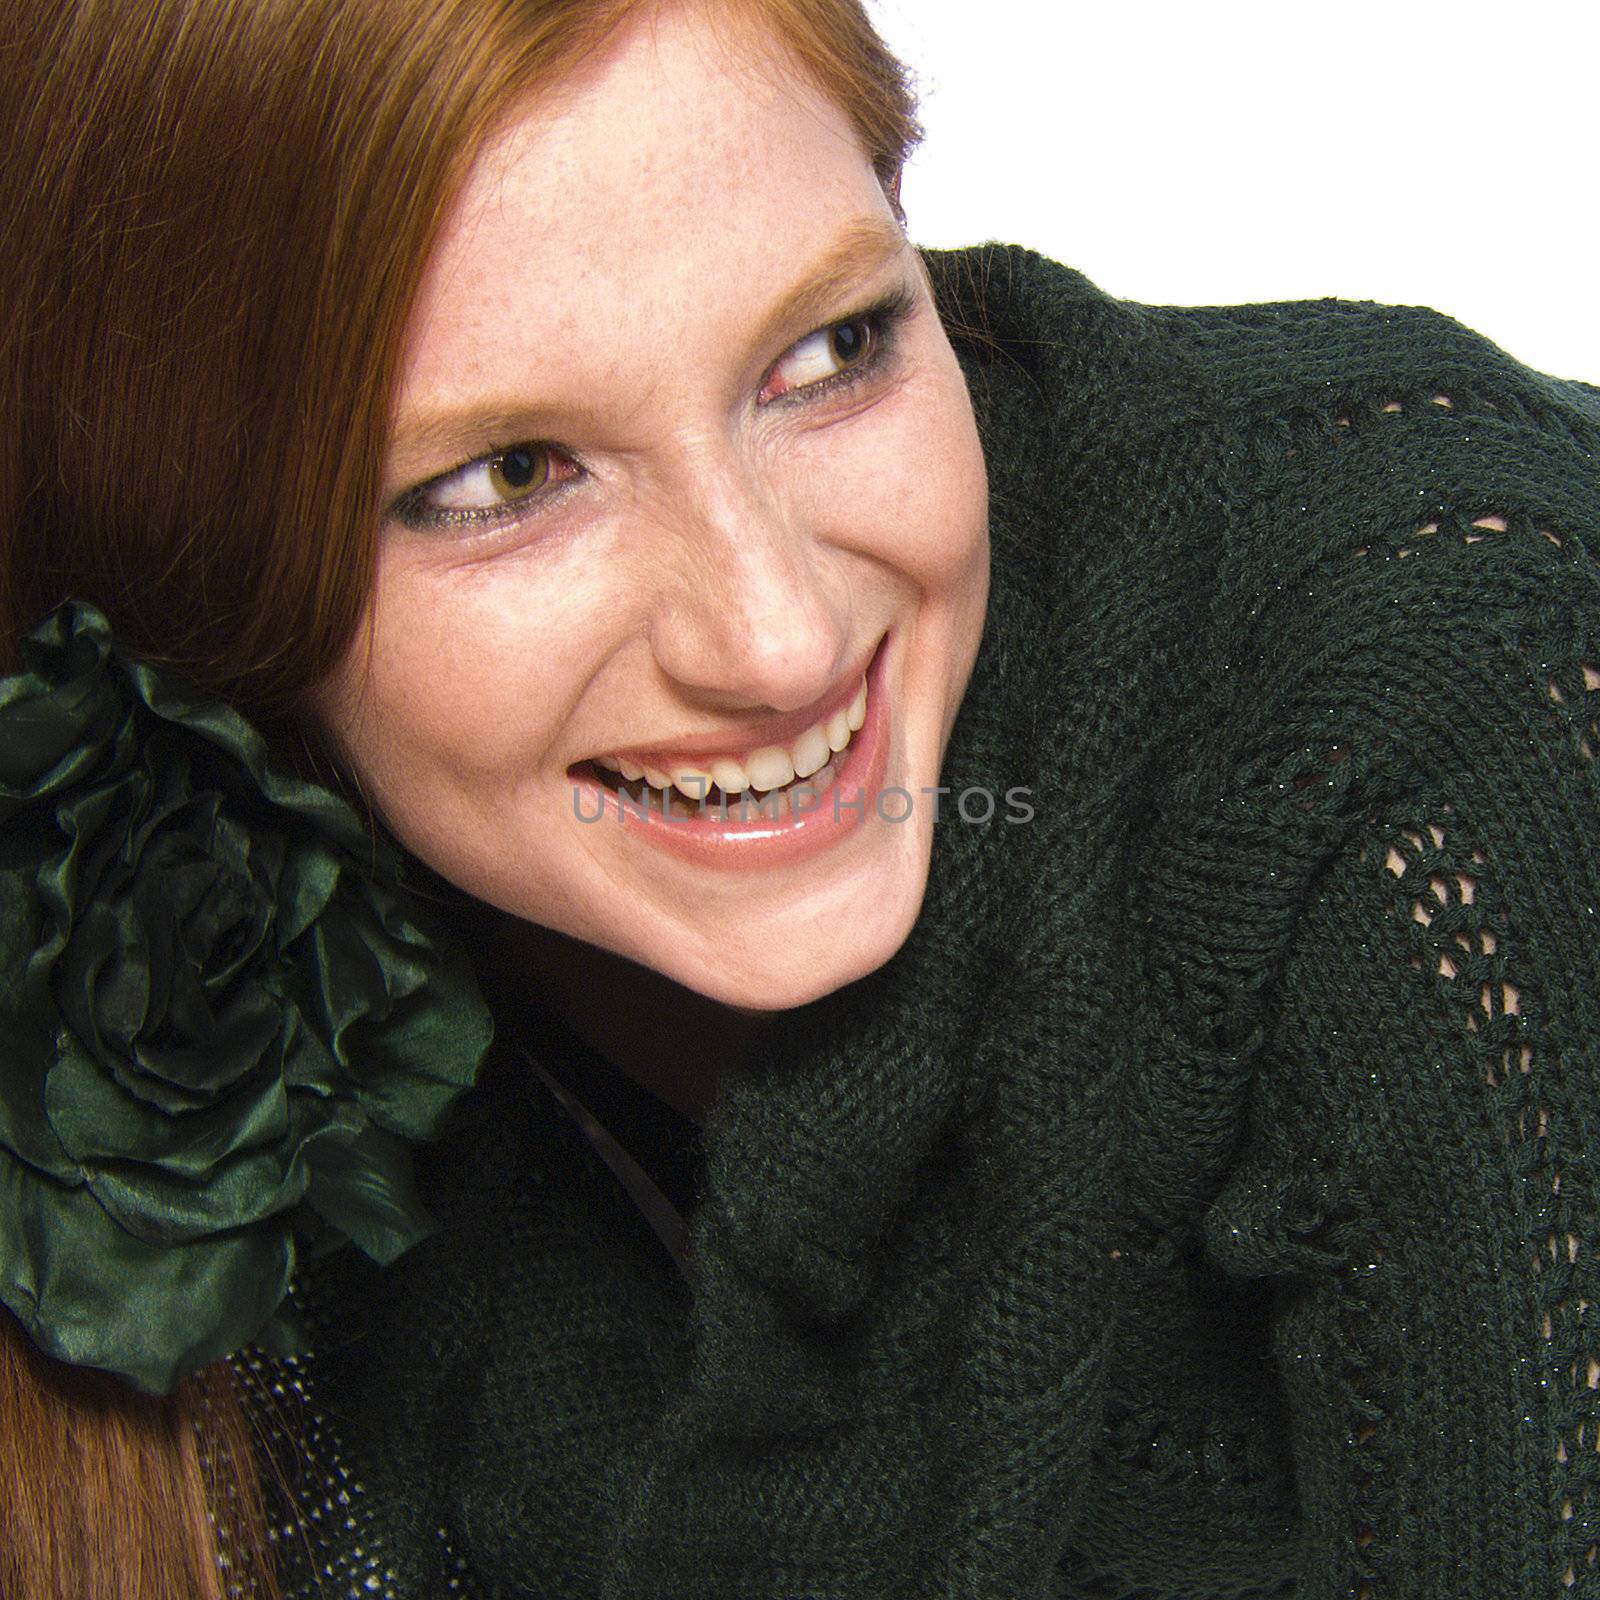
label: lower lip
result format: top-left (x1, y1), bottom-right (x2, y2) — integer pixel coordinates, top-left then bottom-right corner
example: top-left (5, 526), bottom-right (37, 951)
top-left (569, 636), bottom-right (892, 872)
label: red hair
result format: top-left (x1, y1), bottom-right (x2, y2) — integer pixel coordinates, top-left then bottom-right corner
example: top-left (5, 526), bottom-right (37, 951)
top-left (0, 0), bottom-right (918, 1592)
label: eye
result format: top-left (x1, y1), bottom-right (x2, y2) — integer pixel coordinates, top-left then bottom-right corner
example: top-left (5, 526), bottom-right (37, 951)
top-left (391, 442), bottom-right (581, 531)
top-left (431, 444), bottom-right (564, 512)
top-left (761, 315), bottom-right (881, 402)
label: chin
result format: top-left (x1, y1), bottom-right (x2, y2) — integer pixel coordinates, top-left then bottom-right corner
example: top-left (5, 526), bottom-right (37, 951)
top-left (624, 836), bottom-right (933, 1013)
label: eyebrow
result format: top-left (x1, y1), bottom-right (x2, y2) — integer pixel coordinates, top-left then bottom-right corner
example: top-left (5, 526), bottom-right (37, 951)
top-left (383, 214), bottom-right (914, 490)
top-left (746, 214), bottom-right (913, 362)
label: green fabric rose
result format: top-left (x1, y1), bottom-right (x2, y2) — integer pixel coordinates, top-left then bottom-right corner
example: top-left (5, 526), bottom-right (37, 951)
top-left (0, 602), bottom-right (492, 1393)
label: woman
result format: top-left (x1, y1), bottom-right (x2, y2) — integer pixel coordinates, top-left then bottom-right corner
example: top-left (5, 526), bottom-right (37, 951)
top-left (3, 0), bottom-right (1599, 1596)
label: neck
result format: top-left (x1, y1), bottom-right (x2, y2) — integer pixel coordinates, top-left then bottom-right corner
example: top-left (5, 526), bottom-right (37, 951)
top-left (498, 919), bottom-right (773, 1123)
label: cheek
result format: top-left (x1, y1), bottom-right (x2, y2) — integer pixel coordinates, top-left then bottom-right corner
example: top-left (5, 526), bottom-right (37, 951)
top-left (302, 576), bottom-right (568, 828)
top-left (301, 629), bottom-right (379, 782)
top-left (302, 607), bottom-right (568, 917)
top-left (859, 371), bottom-right (990, 594)
top-left (301, 630), bottom-right (432, 850)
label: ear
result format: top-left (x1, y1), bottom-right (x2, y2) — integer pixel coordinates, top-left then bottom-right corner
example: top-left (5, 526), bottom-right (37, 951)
top-left (887, 166), bottom-right (905, 225)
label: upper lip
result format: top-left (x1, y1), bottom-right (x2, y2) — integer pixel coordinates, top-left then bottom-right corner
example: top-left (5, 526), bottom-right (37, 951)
top-left (588, 635), bottom-right (881, 770)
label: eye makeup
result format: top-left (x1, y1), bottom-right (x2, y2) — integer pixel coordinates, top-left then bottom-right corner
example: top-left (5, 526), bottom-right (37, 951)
top-left (384, 281), bottom-right (921, 536)
top-left (387, 444), bottom-right (584, 534)
top-left (758, 283), bottom-right (918, 406)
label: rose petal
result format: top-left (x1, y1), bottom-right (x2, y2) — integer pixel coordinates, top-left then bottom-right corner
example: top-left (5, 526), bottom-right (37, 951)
top-left (83, 1142), bottom-right (308, 1243)
top-left (300, 1121), bottom-right (440, 1265)
top-left (289, 896), bottom-right (489, 1139)
top-left (130, 658), bottom-right (381, 860)
top-left (0, 609), bottom-right (130, 810)
top-left (0, 1147), bottom-right (293, 1395)
top-left (46, 1031), bottom-right (291, 1179)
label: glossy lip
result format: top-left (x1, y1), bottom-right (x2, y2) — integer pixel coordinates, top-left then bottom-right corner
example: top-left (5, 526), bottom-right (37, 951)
top-left (591, 639), bottom-right (879, 770)
top-left (569, 631), bottom-right (893, 871)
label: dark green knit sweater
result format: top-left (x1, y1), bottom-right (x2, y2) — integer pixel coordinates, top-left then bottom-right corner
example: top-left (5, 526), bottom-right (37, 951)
top-left (242, 245), bottom-right (1600, 1599)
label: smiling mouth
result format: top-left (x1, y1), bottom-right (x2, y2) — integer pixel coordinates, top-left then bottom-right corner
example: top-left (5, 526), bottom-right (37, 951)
top-left (578, 754), bottom-right (845, 817)
top-left (574, 674), bottom-right (868, 817)
top-left (571, 641), bottom-right (879, 815)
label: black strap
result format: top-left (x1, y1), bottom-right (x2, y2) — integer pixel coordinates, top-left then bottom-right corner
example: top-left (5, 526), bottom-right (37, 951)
top-left (526, 1050), bottom-right (695, 1287)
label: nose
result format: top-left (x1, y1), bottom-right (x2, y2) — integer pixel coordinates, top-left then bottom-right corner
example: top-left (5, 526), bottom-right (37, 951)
top-left (645, 454), bottom-right (852, 715)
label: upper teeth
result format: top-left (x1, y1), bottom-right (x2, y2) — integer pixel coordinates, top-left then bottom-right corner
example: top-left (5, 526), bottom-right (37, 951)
top-left (595, 676), bottom-right (867, 797)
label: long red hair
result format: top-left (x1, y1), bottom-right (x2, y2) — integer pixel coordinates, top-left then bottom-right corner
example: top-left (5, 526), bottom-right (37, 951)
top-left (0, 0), bottom-right (918, 1592)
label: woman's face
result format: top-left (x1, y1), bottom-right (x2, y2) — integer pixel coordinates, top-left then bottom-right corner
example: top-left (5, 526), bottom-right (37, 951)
top-left (312, 2), bottom-right (990, 1011)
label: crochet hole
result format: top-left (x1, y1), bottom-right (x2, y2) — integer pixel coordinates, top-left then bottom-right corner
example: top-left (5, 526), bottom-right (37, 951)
top-left (1290, 742), bottom-right (1351, 794)
top-left (1546, 1233), bottom-right (1582, 1267)
top-left (1383, 825), bottom-right (1446, 878)
top-left (1549, 666), bottom-right (1599, 709)
top-left (1515, 1106), bottom-right (1551, 1140)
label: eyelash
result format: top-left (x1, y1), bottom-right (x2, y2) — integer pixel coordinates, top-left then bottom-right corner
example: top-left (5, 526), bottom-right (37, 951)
top-left (386, 285), bottom-right (919, 535)
top-left (759, 284), bottom-right (917, 407)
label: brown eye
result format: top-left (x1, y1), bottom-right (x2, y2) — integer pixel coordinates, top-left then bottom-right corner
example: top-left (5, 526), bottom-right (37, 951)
top-left (394, 440), bottom-right (583, 532)
top-left (488, 445), bottom-right (551, 501)
top-left (828, 319), bottom-right (872, 370)
top-left (763, 316), bottom-right (880, 400)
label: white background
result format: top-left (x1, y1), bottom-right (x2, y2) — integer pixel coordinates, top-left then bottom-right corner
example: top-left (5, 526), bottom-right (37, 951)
top-left (867, 1), bottom-right (1599, 384)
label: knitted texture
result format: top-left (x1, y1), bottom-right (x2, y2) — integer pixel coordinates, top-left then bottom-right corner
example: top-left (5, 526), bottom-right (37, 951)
top-left (244, 245), bottom-right (1600, 1599)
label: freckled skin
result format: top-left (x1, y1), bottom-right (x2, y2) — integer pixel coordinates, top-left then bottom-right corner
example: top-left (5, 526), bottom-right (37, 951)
top-left (310, 2), bottom-right (991, 1019)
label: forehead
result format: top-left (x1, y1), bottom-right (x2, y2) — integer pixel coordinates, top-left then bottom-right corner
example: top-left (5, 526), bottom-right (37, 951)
top-left (395, 5), bottom-right (887, 414)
